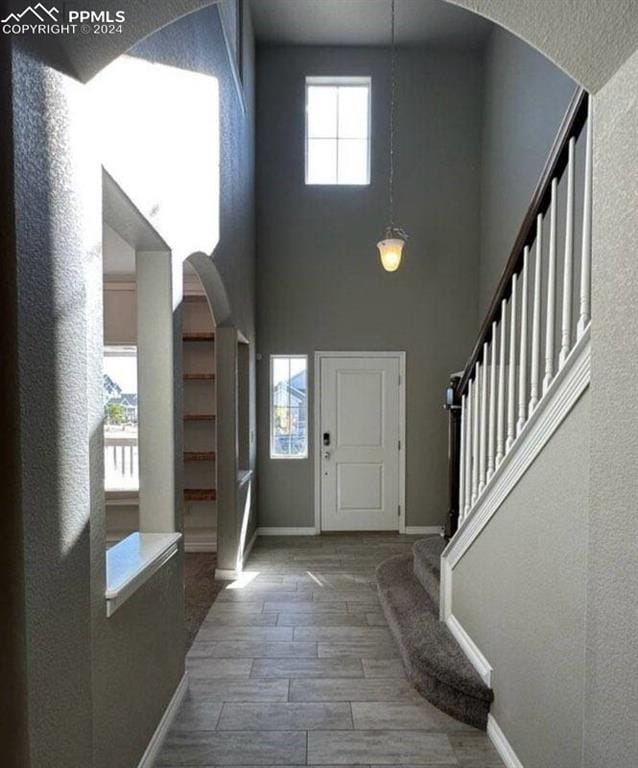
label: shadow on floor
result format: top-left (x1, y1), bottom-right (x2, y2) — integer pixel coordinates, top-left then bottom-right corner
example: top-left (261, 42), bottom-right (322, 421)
top-left (184, 552), bottom-right (225, 648)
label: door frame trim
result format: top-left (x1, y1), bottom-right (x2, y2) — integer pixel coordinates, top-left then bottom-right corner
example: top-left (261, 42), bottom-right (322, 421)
top-left (313, 351), bottom-right (407, 534)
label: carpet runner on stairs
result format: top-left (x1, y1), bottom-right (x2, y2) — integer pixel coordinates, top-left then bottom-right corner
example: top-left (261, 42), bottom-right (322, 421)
top-left (375, 536), bottom-right (494, 730)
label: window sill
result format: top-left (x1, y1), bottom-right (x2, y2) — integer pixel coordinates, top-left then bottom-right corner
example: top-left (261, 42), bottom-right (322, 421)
top-left (106, 532), bottom-right (182, 617)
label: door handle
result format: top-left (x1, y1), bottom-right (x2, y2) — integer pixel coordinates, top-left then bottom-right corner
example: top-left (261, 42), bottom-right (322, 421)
top-left (323, 450), bottom-right (331, 460)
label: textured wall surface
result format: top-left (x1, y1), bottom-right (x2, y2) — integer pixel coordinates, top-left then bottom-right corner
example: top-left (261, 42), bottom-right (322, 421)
top-left (447, 0), bottom-right (638, 93)
top-left (12, 42), bottom-right (99, 768)
top-left (256, 45), bottom-right (483, 529)
top-left (453, 390), bottom-right (590, 768)
top-left (586, 47), bottom-right (638, 768)
top-left (478, 26), bottom-right (576, 316)
top-left (9, 4), bottom-right (255, 767)
top-left (91, 8), bottom-right (256, 768)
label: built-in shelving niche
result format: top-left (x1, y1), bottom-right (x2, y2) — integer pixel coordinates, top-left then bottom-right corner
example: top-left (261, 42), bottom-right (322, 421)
top-left (182, 282), bottom-right (218, 553)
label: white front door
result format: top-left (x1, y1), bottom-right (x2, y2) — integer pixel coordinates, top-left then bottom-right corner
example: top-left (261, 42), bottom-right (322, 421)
top-left (319, 355), bottom-right (402, 531)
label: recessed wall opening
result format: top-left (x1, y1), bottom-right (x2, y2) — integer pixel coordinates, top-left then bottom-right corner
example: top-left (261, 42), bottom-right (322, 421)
top-left (101, 169), bottom-right (181, 617)
top-left (182, 262), bottom-right (218, 554)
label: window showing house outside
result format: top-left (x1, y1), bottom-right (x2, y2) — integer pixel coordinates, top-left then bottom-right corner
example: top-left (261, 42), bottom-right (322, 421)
top-left (305, 76), bottom-right (371, 185)
top-left (270, 355), bottom-right (308, 459)
top-left (104, 346), bottom-right (139, 491)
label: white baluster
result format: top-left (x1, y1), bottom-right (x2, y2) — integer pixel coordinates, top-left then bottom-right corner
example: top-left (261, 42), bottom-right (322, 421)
top-left (479, 345), bottom-right (488, 494)
top-left (506, 274), bottom-right (517, 452)
top-left (577, 104), bottom-right (593, 337)
top-left (496, 299), bottom-right (507, 467)
top-left (517, 247), bottom-right (529, 435)
top-left (560, 137), bottom-right (575, 366)
top-left (471, 368), bottom-right (479, 507)
top-left (458, 394), bottom-right (466, 520)
top-left (464, 386), bottom-right (472, 516)
top-left (487, 325), bottom-right (497, 481)
top-left (530, 215), bottom-right (543, 413)
top-left (543, 178), bottom-right (558, 394)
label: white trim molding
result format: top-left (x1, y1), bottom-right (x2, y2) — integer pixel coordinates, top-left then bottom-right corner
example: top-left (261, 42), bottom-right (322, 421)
top-left (438, 330), bottom-right (590, 693)
top-left (257, 526), bottom-right (318, 536)
top-left (137, 673), bottom-right (188, 768)
top-left (243, 526), bottom-right (259, 561)
top-left (404, 526), bottom-right (444, 536)
top-left (214, 526), bottom-right (259, 580)
top-left (443, 328), bottom-right (590, 575)
top-left (106, 532), bottom-right (182, 617)
top-left (313, 351), bottom-right (407, 534)
top-left (487, 714), bottom-right (525, 768)
top-left (184, 540), bottom-right (217, 553)
top-left (446, 615), bottom-right (493, 687)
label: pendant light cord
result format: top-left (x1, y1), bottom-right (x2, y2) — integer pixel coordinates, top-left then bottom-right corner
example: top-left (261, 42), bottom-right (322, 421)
top-left (388, 0), bottom-right (396, 230)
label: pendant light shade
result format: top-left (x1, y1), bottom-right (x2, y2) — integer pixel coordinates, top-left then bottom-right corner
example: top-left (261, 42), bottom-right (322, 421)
top-left (377, 0), bottom-right (408, 272)
top-left (377, 228), bottom-right (407, 272)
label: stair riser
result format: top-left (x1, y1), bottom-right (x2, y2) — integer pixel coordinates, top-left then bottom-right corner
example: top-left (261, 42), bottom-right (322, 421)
top-left (376, 554), bottom-right (493, 732)
top-left (413, 557), bottom-right (441, 606)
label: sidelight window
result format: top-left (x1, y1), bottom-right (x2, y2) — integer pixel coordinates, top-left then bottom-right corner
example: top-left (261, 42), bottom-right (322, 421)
top-left (270, 355), bottom-right (308, 459)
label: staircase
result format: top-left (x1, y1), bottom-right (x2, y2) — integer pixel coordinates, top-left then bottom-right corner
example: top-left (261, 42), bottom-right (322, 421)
top-left (376, 536), bottom-right (493, 730)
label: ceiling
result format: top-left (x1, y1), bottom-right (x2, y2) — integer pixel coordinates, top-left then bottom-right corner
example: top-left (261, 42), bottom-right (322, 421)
top-left (250, 0), bottom-right (493, 48)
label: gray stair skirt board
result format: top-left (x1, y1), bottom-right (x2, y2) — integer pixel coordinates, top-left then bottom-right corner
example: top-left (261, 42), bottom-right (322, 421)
top-left (375, 538), bottom-right (493, 730)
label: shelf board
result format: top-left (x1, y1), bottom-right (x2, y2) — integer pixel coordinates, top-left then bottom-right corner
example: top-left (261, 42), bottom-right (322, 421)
top-left (183, 372), bottom-right (215, 381)
top-left (184, 488), bottom-right (217, 502)
top-left (183, 332), bottom-right (215, 342)
top-left (184, 451), bottom-right (216, 462)
top-left (183, 414), bottom-right (216, 421)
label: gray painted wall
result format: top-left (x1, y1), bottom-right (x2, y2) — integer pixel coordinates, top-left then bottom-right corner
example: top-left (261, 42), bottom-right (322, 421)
top-left (453, 389), bottom-right (590, 768)
top-left (478, 26), bottom-right (576, 316)
top-left (587, 46), bottom-right (638, 767)
top-left (92, 9), bottom-right (256, 767)
top-left (9, 4), bottom-right (256, 766)
top-left (256, 45), bottom-right (483, 529)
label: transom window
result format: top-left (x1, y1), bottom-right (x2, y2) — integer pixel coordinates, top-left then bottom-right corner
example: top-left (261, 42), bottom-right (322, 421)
top-left (270, 355), bottom-right (308, 459)
top-left (305, 76), bottom-right (371, 186)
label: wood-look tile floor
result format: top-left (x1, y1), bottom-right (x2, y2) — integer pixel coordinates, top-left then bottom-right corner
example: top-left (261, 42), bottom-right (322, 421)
top-left (156, 535), bottom-right (504, 767)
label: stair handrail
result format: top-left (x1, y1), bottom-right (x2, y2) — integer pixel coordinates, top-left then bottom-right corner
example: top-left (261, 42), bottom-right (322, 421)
top-left (456, 87), bottom-right (588, 398)
top-left (447, 86), bottom-right (592, 538)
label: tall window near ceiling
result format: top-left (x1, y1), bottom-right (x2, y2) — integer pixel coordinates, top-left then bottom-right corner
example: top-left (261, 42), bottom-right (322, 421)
top-left (305, 77), bottom-right (371, 185)
top-left (270, 356), bottom-right (308, 459)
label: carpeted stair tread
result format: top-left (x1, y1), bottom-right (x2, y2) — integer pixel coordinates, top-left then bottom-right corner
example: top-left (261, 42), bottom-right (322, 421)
top-left (413, 537), bottom-right (446, 604)
top-left (376, 552), bottom-right (493, 730)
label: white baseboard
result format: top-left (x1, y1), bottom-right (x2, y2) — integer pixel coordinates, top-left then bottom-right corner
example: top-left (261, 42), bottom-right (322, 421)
top-left (404, 526), bottom-right (444, 535)
top-left (445, 614), bottom-right (492, 687)
top-left (487, 714), bottom-right (524, 768)
top-left (257, 526), bottom-right (318, 536)
top-left (214, 528), bottom-right (258, 580)
top-left (138, 672), bottom-right (188, 768)
top-left (243, 527), bottom-right (258, 564)
top-left (184, 541), bottom-right (217, 553)
top-left (440, 557), bottom-right (452, 621)
top-left (215, 568), bottom-right (240, 580)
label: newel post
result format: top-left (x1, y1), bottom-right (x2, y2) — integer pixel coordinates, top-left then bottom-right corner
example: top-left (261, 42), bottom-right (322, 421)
top-left (444, 375), bottom-right (462, 539)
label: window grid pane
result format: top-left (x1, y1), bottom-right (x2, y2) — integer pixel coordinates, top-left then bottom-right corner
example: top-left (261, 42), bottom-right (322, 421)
top-left (271, 356), bottom-right (308, 459)
top-left (306, 78), bottom-right (370, 185)
top-left (104, 347), bottom-right (139, 491)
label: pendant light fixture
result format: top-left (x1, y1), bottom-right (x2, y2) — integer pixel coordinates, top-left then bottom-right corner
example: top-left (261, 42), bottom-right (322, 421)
top-left (377, 0), bottom-right (408, 272)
